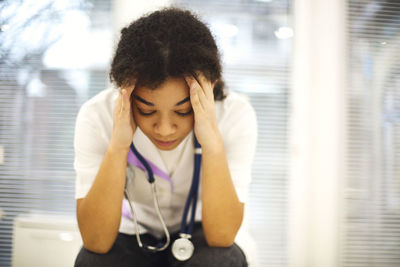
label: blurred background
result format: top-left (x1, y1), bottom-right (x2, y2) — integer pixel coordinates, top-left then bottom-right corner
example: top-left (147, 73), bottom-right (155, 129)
top-left (0, 0), bottom-right (399, 266)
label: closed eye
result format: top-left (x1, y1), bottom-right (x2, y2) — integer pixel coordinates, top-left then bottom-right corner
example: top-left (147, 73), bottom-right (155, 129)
top-left (137, 107), bottom-right (193, 116)
top-left (137, 108), bottom-right (156, 116)
top-left (175, 109), bottom-right (193, 116)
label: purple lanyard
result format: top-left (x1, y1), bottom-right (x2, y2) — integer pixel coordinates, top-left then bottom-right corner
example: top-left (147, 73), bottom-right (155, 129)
top-left (127, 148), bottom-right (174, 191)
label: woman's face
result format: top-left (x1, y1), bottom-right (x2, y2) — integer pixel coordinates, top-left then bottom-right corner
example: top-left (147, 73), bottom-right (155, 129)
top-left (132, 77), bottom-right (194, 151)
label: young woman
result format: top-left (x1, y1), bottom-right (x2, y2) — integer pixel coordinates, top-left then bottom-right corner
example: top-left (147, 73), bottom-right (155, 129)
top-left (74, 8), bottom-right (257, 267)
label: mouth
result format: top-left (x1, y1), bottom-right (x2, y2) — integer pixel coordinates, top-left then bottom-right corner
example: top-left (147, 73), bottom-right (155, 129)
top-left (154, 138), bottom-right (177, 147)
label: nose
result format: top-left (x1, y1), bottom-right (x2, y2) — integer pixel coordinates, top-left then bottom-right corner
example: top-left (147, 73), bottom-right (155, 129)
top-left (153, 115), bottom-right (177, 137)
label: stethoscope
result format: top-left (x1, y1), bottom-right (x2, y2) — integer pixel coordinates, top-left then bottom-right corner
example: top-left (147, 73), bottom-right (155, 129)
top-left (124, 135), bottom-right (201, 261)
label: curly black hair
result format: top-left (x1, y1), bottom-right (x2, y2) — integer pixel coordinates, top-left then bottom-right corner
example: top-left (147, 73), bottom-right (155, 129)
top-left (109, 7), bottom-right (226, 100)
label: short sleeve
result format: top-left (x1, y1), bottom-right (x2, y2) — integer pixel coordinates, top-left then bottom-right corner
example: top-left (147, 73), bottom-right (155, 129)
top-left (74, 105), bottom-right (109, 199)
top-left (220, 94), bottom-right (258, 203)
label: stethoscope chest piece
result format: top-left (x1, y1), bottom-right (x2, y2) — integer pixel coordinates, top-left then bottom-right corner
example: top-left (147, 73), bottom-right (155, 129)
top-left (172, 234), bottom-right (194, 261)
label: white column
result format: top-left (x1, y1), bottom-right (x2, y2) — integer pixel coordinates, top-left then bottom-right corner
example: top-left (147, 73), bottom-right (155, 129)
top-left (288, 0), bottom-right (347, 266)
top-left (112, 0), bottom-right (172, 42)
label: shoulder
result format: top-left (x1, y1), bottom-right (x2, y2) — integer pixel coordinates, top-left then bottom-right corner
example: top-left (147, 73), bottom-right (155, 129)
top-left (74, 88), bottom-right (117, 147)
top-left (215, 91), bottom-right (257, 129)
top-left (76, 88), bottom-right (117, 126)
top-left (216, 91), bottom-right (255, 116)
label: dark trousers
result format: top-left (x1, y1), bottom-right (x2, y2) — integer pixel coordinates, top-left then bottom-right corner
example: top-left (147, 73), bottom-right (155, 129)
top-left (74, 223), bottom-right (247, 267)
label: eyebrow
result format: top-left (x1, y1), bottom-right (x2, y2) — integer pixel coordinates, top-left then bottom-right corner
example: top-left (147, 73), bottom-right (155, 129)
top-left (134, 95), bottom-right (154, 106)
top-left (134, 95), bottom-right (190, 106)
top-left (175, 96), bottom-right (190, 106)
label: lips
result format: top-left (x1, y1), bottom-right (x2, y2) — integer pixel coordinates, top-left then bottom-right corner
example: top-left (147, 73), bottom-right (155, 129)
top-left (154, 139), bottom-right (177, 147)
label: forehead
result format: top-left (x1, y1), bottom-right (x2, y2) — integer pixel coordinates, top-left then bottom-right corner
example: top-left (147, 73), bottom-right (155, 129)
top-left (134, 77), bottom-right (189, 104)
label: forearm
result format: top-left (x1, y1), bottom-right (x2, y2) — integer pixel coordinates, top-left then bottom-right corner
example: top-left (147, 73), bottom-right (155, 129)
top-left (77, 145), bottom-right (129, 253)
top-left (201, 139), bottom-right (244, 247)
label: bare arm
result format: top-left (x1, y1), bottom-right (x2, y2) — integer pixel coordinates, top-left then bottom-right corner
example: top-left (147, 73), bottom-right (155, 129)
top-left (76, 86), bottom-right (136, 254)
top-left (186, 73), bottom-right (244, 247)
top-left (201, 138), bottom-right (244, 247)
top-left (76, 146), bottom-right (129, 253)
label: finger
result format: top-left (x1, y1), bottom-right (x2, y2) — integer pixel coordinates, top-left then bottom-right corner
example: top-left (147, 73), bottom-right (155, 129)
top-left (120, 89), bottom-right (127, 114)
top-left (195, 71), bottom-right (213, 101)
top-left (120, 79), bottom-right (136, 108)
top-left (212, 80), bottom-right (218, 89)
top-left (113, 90), bottom-right (121, 115)
top-left (185, 75), bottom-right (206, 100)
top-left (195, 83), bottom-right (208, 109)
top-left (126, 80), bottom-right (136, 96)
top-left (120, 80), bottom-right (136, 104)
top-left (189, 82), bottom-right (204, 114)
top-left (186, 76), bottom-right (207, 109)
top-left (192, 76), bottom-right (208, 105)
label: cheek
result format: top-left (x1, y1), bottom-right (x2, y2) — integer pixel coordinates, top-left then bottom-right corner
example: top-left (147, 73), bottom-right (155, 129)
top-left (180, 116), bottom-right (194, 132)
top-left (132, 110), bottom-right (147, 129)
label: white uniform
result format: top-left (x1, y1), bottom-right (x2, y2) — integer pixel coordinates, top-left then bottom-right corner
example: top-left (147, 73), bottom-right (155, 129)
top-left (74, 88), bottom-right (258, 264)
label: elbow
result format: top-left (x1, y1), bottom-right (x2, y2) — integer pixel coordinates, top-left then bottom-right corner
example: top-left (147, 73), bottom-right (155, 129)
top-left (206, 236), bottom-right (236, 248)
top-left (205, 231), bottom-right (237, 247)
top-left (82, 237), bottom-right (114, 254)
top-left (78, 226), bottom-right (117, 254)
top-left (76, 201), bottom-right (119, 254)
top-left (203, 208), bottom-right (244, 248)
top-left (203, 226), bottom-right (240, 248)
top-left (202, 202), bottom-right (244, 247)
top-left (79, 225), bottom-right (117, 254)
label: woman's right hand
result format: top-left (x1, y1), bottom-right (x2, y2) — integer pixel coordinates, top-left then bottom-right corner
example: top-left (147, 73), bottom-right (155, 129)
top-left (109, 84), bottom-right (137, 152)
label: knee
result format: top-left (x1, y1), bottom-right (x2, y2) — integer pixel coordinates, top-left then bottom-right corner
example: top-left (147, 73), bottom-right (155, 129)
top-left (74, 246), bottom-right (92, 267)
top-left (74, 246), bottom-right (120, 267)
top-left (75, 246), bottom-right (101, 267)
top-left (187, 244), bottom-right (247, 267)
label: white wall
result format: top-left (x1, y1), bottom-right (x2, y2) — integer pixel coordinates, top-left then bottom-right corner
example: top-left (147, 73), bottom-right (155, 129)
top-left (288, 0), bottom-right (347, 266)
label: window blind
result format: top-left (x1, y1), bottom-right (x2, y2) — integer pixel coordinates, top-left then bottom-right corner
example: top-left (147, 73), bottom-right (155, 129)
top-left (0, 1), bottom-right (112, 266)
top-left (342, 0), bottom-right (400, 266)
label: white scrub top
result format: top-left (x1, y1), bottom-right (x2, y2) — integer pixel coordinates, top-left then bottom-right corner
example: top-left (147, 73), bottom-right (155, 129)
top-left (73, 87), bottom-right (258, 262)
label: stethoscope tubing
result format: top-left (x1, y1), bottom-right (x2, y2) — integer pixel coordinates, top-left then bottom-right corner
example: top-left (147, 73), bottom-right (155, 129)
top-left (130, 143), bottom-right (155, 183)
top-left (124, 181), bottom-right (171, 251)
top-left (125, 134), bottom-right (201, 252)
top-left (180, 142), bottom-right (201, 235)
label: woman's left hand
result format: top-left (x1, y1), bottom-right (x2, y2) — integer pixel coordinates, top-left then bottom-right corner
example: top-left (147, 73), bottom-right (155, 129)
top-left (185, 72), bottom-right (223, 152)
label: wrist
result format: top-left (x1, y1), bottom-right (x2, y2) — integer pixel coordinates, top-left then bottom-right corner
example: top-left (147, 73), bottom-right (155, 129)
top-left (108, 141), bottom-right (130, 155)
top-left (201, 135), bottom-right (225, 156)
